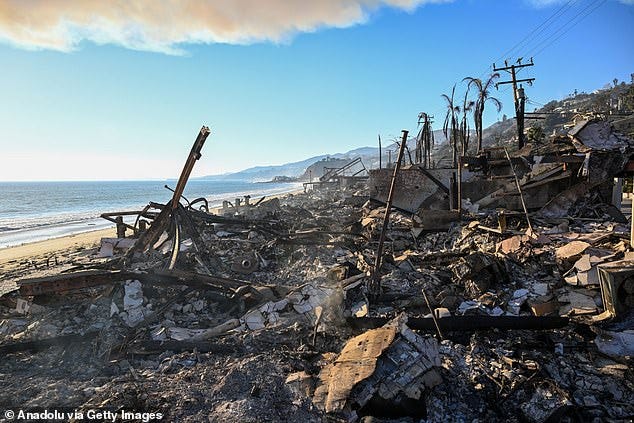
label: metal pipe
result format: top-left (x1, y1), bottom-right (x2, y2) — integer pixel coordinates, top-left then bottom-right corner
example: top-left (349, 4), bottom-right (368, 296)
top-left (171, 126), bottom-right (211, 210)
top-left (369, 130), bottom-right (408, 298)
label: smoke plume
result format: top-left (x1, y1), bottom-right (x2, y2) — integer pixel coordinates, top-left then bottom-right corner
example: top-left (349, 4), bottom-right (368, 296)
top-left (0, 0), bottom-right (449, 54)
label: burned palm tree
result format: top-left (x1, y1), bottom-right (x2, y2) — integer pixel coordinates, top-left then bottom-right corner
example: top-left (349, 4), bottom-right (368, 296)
top-left (464, 73), bottom-right (502, 153)
top-left (416, 112), bottom-right (435, 168)
top-left (459, 86), bottom-right (475, 156)
top-left (442, 85), bottom-right (460, 167)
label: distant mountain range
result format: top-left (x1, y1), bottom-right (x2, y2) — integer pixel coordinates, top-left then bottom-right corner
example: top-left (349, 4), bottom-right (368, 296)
top-left (198, 155), bottom-right (328, 182)
top-left (197, 130), bottom-right (449, 182)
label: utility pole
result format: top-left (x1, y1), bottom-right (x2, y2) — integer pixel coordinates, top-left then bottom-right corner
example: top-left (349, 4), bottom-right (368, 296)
top-left (493, 58), bottom-right (535, 150)
top-left (378, 134), bottom-right (382, 170)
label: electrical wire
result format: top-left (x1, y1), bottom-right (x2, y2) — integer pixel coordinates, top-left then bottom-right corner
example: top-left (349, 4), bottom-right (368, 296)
top-left (492, 0), bottom-right (578, 69)
top-left (528, 0), bottom-right (607, 58)
top-left (527, 99), bottom-right (546, 107)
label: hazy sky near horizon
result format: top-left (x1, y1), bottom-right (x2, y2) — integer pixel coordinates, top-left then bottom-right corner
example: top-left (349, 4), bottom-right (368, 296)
top-left (0, 0), bottom-right (633, 181)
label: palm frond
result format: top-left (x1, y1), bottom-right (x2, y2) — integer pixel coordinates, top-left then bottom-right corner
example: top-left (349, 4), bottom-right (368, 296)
top-left (488, 97), bottom-right (503, 112)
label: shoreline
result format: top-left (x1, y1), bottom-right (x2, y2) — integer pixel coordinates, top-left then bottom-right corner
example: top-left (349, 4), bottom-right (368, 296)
top-left (0, 180), bottom-right (304, 250)
top-left (0, 227), bottom-right (115, 266)
top-left (0, 187), bottom-right (305, 267)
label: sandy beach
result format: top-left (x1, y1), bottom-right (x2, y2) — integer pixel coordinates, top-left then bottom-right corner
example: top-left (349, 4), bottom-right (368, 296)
top-left (0, 227), bottom-right (115, 267)
top-left (0, 187), bottom-right (305, 269)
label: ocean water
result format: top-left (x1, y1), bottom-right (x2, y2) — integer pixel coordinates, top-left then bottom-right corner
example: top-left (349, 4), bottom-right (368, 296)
top-left (0, 180), bottom-right (301, 249)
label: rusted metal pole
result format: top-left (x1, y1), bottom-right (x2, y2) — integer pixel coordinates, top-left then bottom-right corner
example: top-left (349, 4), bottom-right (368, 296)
top-left (378, 134), bottom-right (382, 170)
top-left (370, 130), bottom-right (408, 298)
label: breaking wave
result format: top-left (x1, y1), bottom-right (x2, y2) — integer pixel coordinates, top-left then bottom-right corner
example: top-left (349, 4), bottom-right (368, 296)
top-left (0, 180), bottom-right (301, 248)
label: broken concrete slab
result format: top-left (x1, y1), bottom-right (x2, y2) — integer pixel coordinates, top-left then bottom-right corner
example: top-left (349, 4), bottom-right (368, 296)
top-left (555, 241), bottom-right (591, 271)
top-left (558, 287), bottom-right (598, 316)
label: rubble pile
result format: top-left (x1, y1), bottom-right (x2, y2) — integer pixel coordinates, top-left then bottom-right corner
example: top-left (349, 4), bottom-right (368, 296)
top-left (1, 122), bottom-right (634, 422)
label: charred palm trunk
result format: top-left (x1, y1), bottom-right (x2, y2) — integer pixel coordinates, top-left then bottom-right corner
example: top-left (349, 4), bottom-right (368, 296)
top-left (416, 113), bottom-right (434, 168)
top-left (476, 109), bottom-right (483, 153)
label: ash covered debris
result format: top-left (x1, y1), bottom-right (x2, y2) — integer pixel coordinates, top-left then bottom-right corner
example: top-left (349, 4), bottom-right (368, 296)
top-left (1, 121), bottom-right (634, 422)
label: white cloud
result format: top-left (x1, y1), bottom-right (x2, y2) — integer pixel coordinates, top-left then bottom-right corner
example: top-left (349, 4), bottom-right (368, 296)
top-left (0, 0), bottom-right (450, 54)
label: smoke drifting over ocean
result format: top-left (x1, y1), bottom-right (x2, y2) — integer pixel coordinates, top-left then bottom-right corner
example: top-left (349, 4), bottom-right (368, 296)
top-left (0, 0), bottom-right (449, 54)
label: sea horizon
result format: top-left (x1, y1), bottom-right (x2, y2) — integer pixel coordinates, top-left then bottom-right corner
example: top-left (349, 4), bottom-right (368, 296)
top-left (0, 179), bottom-right (302, 249)
top-left (0, 175), bottom-right (235, 183)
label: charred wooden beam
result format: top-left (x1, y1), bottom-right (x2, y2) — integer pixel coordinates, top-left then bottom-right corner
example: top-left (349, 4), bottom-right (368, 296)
top-left (17, 267), bottom-right (248, 298)
top-left (0, 332), bottom-right (99, 354)
top-left (349, 315), bottom-right (569, 331)
top-left (17, 270), bottom-right (134, 296)
top-left (127, 198), bottom-right (174, 256)
top-left (143, 269), bottom-right (247, 293)
top-left (102, 210), bottom-right (160, 217)
top-left (129, 340), bottom-right (242, 354)
top-left (167, 211), bottom-right (181, 271)
top-left (100, 210), bottom-right (160, 233)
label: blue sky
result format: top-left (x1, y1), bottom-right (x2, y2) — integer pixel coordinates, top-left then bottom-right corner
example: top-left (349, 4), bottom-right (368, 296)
top-left (0, 0), bottom-right (632, 181)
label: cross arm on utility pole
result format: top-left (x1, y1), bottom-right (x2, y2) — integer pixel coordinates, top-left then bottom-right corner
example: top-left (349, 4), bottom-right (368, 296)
top-left (496, 78), bottom-right (535, 88)
top-left (491, 59), bottom-right (535, 150)
top-left (493, 58), bottom-right (534, 72)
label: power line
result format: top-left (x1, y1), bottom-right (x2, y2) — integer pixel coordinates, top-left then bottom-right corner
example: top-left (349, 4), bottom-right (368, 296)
top-left (493, 0), bottom-right (578, 67)
top-left (529, 0), bottom-right (607, 58)
top-left (471, 0), bottom-right (579, 81)
top-left (527, 99), bottom-right (546, 108)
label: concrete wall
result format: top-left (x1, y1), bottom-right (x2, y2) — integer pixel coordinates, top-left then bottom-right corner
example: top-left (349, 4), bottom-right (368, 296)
top-left (368, 167), bottom-right (455, 213)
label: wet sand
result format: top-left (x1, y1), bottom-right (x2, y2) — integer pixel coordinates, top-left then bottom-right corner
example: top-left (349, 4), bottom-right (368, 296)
top-left (0, 227), bottom-right (114, 267)
top-left (0, 187), bottom-right (306, 268)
